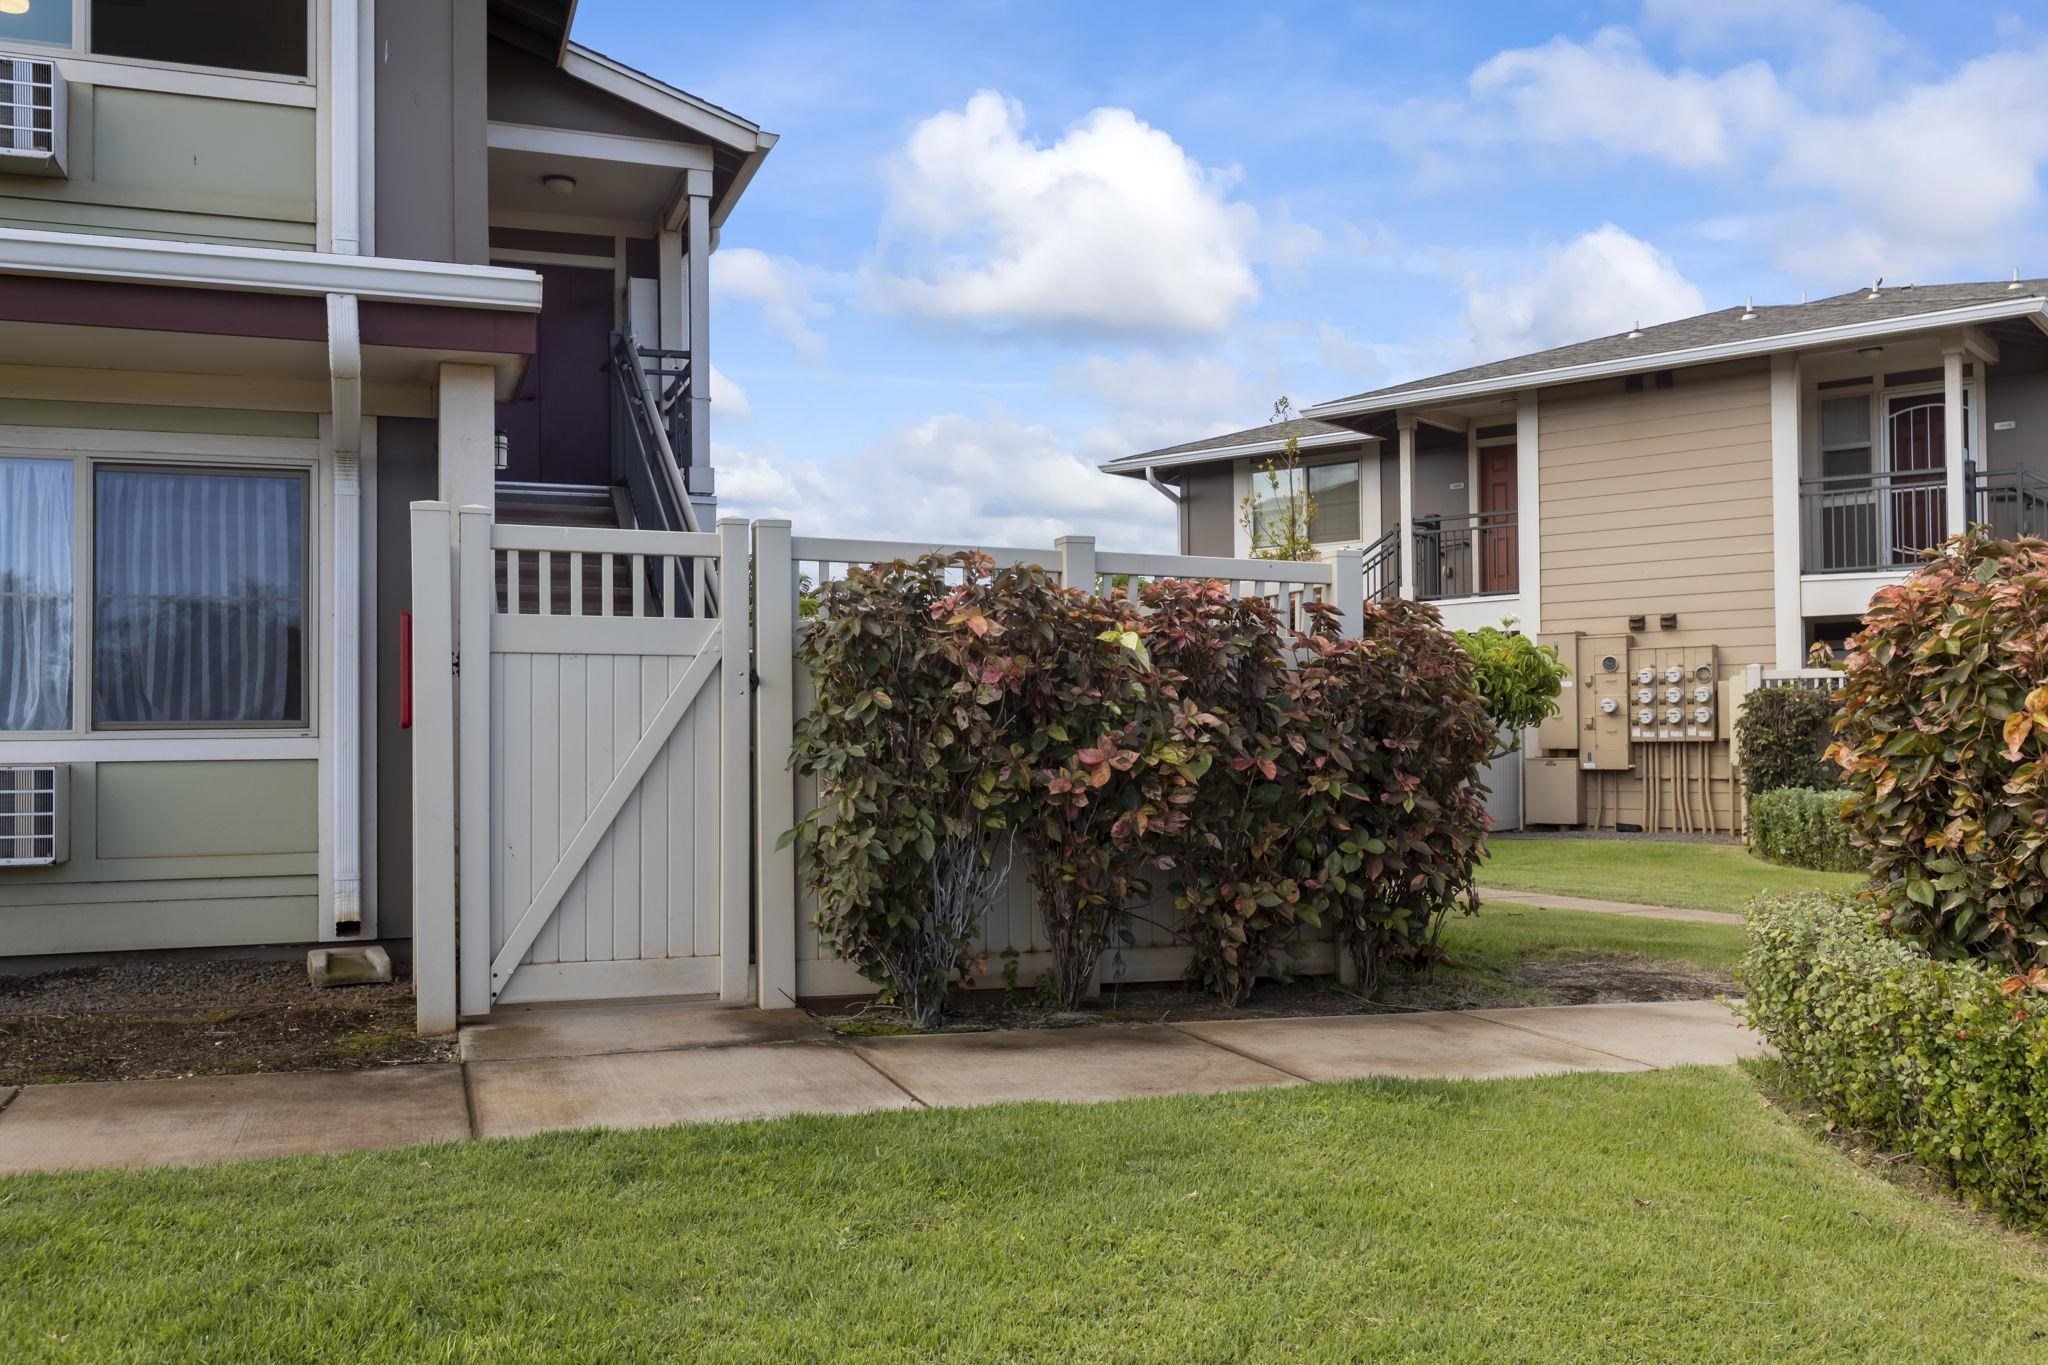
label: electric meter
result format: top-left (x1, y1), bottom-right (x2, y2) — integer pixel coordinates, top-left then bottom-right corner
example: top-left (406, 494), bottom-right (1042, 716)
top-left (1636, 708), bottom-right (1654, 725)
top-left (1664, 707), bottom-right (1683, 725)
top-left (1693, 707), bottom-right (1712, 725)
top-left (1598, 697), bottom-right (1619, 714)
top-left (1663, 687), bottom-right (1682, 704)
top-left (1635, 688), bottom-right (1653, 704)
top-left (1692, 686), bottom-right (1712, 704)
top-left (1636, 667), bottom-right (1655, 685)
top-left (1664, 666), bottom-right (1683, 684)
top-left (1693, 665), bottom-right (1713, 683)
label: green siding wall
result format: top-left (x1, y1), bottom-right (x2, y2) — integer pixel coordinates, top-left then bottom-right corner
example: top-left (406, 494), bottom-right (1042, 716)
top-left (0, 760), bottom-right (318, 955)
top-left (0, 400), bottom-right (318, 437)
top-left (0, 86), bottom-right (315, 248)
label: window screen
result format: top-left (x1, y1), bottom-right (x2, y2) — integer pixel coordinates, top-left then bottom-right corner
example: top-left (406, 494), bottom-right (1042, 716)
top-left (0, 457), bottom-right (73, 732)
top-left (90, 0), bottom-right (307, 77)
top-left (93, 466), bottom-right (306, 727)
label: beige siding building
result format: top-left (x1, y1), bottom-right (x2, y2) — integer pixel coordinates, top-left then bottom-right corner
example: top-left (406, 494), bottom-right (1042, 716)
top-left (1106, 286), bottom-right (2048, 834)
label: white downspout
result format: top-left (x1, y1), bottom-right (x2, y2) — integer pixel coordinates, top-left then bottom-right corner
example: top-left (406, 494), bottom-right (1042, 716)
top-left (1142, 466), bottom-right (1186, 552)
top-left (327, 0), bottom-right (361, 256)
top-left (327, 293), bottom-right (364, 938)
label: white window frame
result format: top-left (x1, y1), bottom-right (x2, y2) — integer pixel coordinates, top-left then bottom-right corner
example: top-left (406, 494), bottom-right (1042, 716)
top-left (0, 428), bottom-right (320, 746)
top-left (0, 0), bottom-right (317, 108)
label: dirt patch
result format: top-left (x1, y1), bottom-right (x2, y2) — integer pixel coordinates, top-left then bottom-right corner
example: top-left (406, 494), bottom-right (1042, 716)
top-left (0, 957), bottom-right (453, 1085)
top-left (816, 950), bottom-right (1735, 1035)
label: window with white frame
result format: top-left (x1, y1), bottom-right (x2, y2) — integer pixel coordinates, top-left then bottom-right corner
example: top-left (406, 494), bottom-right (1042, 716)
top-left (0, 455), bottom-right (308, 733)
top-left (0, 1), bottom-right (309, 80)
top-left (1249, 459), bottom-right (1361, 549)
top-left (1818, 392), bottom-right (1872, 480)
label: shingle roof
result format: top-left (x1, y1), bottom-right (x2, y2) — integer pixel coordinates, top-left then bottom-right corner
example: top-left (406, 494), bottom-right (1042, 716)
top-left (1112, 417), bottom-right (1363, 466)
top-left (1308, 278), bottom-right (2048, 415)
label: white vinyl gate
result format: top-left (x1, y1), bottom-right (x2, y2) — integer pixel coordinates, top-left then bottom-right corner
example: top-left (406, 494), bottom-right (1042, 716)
top-left (410, 505), bottom-right (749, 1024)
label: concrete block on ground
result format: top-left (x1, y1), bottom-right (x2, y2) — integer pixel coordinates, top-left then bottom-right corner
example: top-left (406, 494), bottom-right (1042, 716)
top-left (1467, 999), bottom-right (1764, 1068)
top-left (465, 1040), bottom-right (915, 1139)
top-left (847, 1024), bottom-right (1298, 1108)
top-left (0, 1065), bottom-right (469, 1174)
top-left (1176, 1010), bottom-right (1653, 1083)
top-left (308, 945), bottom-right (393, 988)
top-left (461, 1002), bottom-right (818, 1063)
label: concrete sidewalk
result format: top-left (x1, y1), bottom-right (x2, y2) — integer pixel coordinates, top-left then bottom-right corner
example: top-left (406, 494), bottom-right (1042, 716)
top-left (1474, 886), bottom-right (1744, 925)
top-left (0, 998), bottom-right (1762, 1175)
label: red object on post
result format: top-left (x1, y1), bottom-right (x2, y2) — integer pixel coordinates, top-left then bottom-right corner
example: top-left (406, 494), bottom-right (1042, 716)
top-left (399, 612), bottom-right (413, 730)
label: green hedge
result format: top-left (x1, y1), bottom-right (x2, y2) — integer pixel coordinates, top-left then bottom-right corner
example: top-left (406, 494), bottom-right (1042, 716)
top-left (1734, 685), bottom-right (1839, 798)
top-left (1749, 787), bottom-right (1860, 873)
top-left (1743, 893), bottom-right (2048, 1229)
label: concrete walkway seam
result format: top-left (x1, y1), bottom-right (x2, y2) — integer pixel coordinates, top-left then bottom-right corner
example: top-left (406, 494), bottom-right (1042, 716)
top-left (829, 1036), bottom-right (932, 1110)
top-left (1163, 1023), bottom-right (1319, 1084)
top-left (0, 1085), bottom-right (19, 1120)
top-left (1459, 1010), bottom-right (1664, 1070)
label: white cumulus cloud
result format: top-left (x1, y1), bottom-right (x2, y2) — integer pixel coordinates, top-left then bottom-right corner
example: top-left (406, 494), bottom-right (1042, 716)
top-left (712, 247), bottom-right (832, 357)
top-left (1456, 225), bottom-right (1706, 358)
top-left (714, 412), bottom-right (1175, 551)
top-left (707, 363), bottom-right (750, 421)
top-left (875, 90), bottom-right (1260, 336)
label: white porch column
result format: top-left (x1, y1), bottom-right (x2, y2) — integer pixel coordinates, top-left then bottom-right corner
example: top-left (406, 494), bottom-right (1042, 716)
top-left (1943, 343), bottom-right (1969, 536)
top-left (324, 294), bottom-right (365, 939)
top-left (1396, 413), bottom-right (1417, 599)
top-left (1770, 352), bottom-right (1803, 670)
top-left (1515, 389), bottom-right (1540, 631)
top-left (658, 227), bottom-right (684, 350)
top-left (684, 169), bottom-right (713, 491)
top-left (437, 362), bottom-right (498, 509)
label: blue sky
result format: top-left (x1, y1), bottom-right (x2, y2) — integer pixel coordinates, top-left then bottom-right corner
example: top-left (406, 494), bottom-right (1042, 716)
top-left (570, 1), bottom-right (2048, 550)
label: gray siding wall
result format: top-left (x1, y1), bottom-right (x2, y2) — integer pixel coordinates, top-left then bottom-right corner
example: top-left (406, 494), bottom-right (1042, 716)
top-left (1989, 361), bottom-right (2048, 480)
top-left (374, 418), bottom-right (438, 938)
top-left (1179, 464), bottom-right (1234, 555)
top-left (375, 0), bottom-right (488, 264)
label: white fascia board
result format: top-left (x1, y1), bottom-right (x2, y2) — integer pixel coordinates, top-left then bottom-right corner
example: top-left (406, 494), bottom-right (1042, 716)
top-left (1099, 429), bottom-right (1377, 477)
top-left (0, 227), bottom-right (543, 311)
top-left (1302, 297), bottom-right (2048, 421)
top-left (487, 120), bottom-right (714, 172)
top-left (560, 43), bottom-right (771, 153)
top-left (711, 139), bottom-right (776, 231)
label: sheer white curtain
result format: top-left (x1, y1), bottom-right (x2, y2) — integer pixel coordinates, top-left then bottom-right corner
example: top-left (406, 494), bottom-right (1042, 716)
top-left (93, 467), bottom-right (306, 726)
top-left (0, 457), bottom-right (73, 732)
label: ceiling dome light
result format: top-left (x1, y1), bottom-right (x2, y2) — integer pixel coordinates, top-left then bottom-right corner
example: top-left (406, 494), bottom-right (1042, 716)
top-left (0, 1), bottom-right (32, 15)
top-left (541, 174), bottom-right (576, 196)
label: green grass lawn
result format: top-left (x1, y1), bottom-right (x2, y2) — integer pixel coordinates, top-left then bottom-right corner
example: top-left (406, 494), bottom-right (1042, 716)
top-left (7, 1069), bottom-right (2045, 1361)
top-left (1478, 837), bottom-right (1865, 912)
top-left (1440, 901), bottom-right (1747, 972)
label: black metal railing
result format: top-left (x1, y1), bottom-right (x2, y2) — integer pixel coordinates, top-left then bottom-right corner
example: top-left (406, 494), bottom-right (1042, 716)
top-left (608, 329), bottom-right (699, 535)
top-left (1970, 463), bottom-right (2048, 541)
top-left (1799, 468), bottom-right (1947, 574)
top-left (1413, 509), bottom-right (1518, 602)
top-left (1361, 526), bottom-right (1401, 601)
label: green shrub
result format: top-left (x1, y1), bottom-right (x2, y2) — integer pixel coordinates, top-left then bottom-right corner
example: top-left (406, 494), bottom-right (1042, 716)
top-left (1828, 528), bottom-right (2048, 967)
top-left (1289, 600), bottom-right (1495, 991)
top-left (786, 553), bottom-right (1016, 1028)
top-left (1734, 685), bottom-right (1839, 798)
top-left (1742, 893), bottom-right (2048, 1230)
top-left (1749, 787), bottom-right (1860, 873)
top-left (1139, 578), bottom-right (1307, 1006)
top-left (1454, 622), bottom-right (1569, 754)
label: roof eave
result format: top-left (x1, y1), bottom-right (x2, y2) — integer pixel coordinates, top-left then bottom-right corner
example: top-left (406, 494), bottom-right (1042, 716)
top-left (1100, 428), bottom-right (1379, 477)
top-left (1302, 297), bottom-right (2048, 422)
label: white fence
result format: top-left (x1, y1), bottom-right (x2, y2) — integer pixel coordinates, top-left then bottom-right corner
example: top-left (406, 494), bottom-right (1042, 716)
top-left (750, 525), bottom-right (1364, 1008)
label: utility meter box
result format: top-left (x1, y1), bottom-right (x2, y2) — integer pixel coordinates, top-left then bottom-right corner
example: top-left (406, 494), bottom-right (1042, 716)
top-left (1578, 634), bottom-right (1632, 771)
top-left (1626, 645), bottom-right (1720, 742)
top-left (1535, 631), bottom-right (1580, 753)
top-left (1525, 755), bottom-right (1582, 826)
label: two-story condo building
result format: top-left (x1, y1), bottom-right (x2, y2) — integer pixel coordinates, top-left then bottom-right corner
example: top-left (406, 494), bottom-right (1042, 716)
top-left (0, 0), bottom-right (772, 960)
top-left (1107, 282), bottom-right (2048, 835)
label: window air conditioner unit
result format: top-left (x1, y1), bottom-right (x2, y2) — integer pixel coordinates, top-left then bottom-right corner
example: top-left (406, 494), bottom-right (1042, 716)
top-left (0, 764), bottom-right (68, 867)
top-left (0, 56), bottom-right (65, 178)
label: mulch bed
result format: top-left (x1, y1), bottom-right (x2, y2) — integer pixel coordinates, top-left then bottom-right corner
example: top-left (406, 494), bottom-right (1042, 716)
top-left (0, 957), bottom-right (454, 1086)
top-left (820, 953), bottom-right (1734, 1036)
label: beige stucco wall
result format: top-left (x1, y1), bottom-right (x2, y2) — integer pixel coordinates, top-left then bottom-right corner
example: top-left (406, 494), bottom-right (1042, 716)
top-left (0, 86), bottom-right (315, 248)
top-left (1538, 357), bottom-right (1775, 831)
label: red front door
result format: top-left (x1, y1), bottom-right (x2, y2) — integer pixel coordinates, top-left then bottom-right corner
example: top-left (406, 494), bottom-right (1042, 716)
top-left (1479, 445), bottom-right (1518, 594)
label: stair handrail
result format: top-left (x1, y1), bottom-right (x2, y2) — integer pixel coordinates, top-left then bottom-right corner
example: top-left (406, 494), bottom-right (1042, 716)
top-left (611, 330), bottom-right (701, 535)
